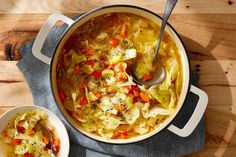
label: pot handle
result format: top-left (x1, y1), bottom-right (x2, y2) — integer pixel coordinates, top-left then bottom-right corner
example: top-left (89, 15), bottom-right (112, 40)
top-left (32, 13), bottom-right (74, 64)
top-left (167, 85), bottom-right (208, 137)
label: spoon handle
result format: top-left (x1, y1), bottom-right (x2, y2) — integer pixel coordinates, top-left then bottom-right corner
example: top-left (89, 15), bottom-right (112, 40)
top-left (154, 0), bottom-right (178, 60)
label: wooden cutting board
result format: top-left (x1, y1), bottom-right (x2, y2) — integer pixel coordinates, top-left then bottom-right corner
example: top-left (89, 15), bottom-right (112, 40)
top-left (0, 0), bottom-right (236, 156)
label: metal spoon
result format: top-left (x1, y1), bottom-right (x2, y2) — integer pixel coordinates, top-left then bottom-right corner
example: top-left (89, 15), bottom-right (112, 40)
top-left (37, 122), bottom-right (56, 157)
top-left (131, 0), bottom-right (178, 88)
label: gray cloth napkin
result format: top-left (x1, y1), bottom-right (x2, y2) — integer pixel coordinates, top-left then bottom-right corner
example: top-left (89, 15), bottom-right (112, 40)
top-left (17, 16), bottom-right (205, 157)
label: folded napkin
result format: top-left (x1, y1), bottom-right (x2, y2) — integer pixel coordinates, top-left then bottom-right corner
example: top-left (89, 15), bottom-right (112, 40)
top-left (17, 15), bottom-right (205, 157)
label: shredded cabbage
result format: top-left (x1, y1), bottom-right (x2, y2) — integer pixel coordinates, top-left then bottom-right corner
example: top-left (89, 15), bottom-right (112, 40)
top-left (134, 119), bottom-right (149, 135)
top-left (99, 96), bottom-right (117, 115)
top-left (109, 47), bottom-right (137, 64)
top-left (99, 115), bottom-right (121, 129)
top-left (124, 106), bottom-right (140, 124)
top-left (70, 50), bottom-right (86, 64)
top-left (98, 128), bottom-right (113, 139)
top-left (102, 69), bottom-right (114, 78)
top-left (81, 65), bottom-right (94, 74)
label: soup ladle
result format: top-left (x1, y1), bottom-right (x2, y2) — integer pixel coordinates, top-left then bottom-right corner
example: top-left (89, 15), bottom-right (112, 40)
top-left (130, 0), bottom-right (178, 88)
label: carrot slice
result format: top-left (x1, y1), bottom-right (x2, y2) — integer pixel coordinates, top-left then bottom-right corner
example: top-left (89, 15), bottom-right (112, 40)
top-left (91, 70), bottom-right (102, 79)
top-left (93, 91), bottom-right (101, 99)
top-left (117, 63), bottom-right (124, 72)
top-left (74, 65), bottom-right (81, 74)
top-left (140, 92), bottom-right (149, 102)
top-left (1, 130), bottom-right (7, 137)
top-left (12, 139), bottom-right (21, 145)
top-left (121, 131), bottom-right (128, 138)
top-left (108, 64), bottom-right (115, 69)
top-left (86, 49), bottom-right (94, 59)
top-left (26, 128), bottom-right (35, 136)
top-left (87, 60), bottom-right (95, 66)
top-left (110, 38), bottom-right (119, 47)
top-left (113, 130), bottom-right (120, 137)
top-left (120, 23), bottom-right (128, 38)
top-left (115, 104), bottom-right (125, 112)
top-left (143, 73), bottom-right (153, 82)
top-left (24, 153), bottom-right (33, 157)
top-left (17, 125), bottom-right (25, 133)
top-left (133, 90), bottom-right (140, 97)
top-left (79, 96), bottom-right (87, 106)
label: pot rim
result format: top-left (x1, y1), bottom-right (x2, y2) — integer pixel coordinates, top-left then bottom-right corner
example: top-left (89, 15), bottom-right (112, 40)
top-left (49, 4), bottom-right (191, 144)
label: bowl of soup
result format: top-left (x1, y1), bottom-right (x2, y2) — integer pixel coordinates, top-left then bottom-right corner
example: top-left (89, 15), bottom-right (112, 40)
top-left (32, 5), bottom-right (208, 144)
top-left (0, 106), bottom-right (69, 156)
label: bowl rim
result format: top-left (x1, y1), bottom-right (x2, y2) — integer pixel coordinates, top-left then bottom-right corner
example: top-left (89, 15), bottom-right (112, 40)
top-left (49, 4), bottom-right (191, 144)
top-left (0, 105), bottom-right (70, 156)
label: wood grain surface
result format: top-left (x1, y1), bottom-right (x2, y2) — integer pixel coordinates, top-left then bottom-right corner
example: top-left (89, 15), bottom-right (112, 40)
top-left (0, 0), bottom-right (235, 13)
top-left (0, 0), bottom-right (236, 156)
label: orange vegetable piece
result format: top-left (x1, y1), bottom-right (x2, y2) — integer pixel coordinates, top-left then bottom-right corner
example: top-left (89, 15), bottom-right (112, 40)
top-left (87, 49), bottom-right (94, 55)
top-left (26, 128), bottom-right (35, 136)
top-left (143, 73), bottom-right (153, 82)
top-left (149, 126), bottom-right (154, 132)
top-left (24, 153), bottom-right (33, 157)
top-left (53, 145), bottom-right (60, 154)
top-left (140, 92), bottom-right (149, 102)
top-left (93, 90), bottom-right (101, 99)
top-left (133, 90), bottom-right (140, 97)
top-left (79, 79), bottom-right (88, 89)
top-left (53, 138), bottom-right (60, 153)
top-left (91, 70), bottom-right (102, 79)
top-left (74, 65), bottom-right (81, 74)
top-left (1, 130), bottom-right (7, 137)
top-left (121, 131), bottom-right (128, 138)
top-left (113, 130), bottom-right (120, 137)
top-left (79, 96), bottom-right (87, 106)
top-left (116, 72), bottom-right (127, 82)
top-left (108, 64), bottom-right (115, 69)
top-left (12, 139), bottom-right (22, 145)
top-left (86, 49), bottom-right (94, 58)
top-left (115, 104), bottom-right (125, 112)
top-left (120, 23), bottom-right (128, 38)
top-left (115, 76), bottom-right (122, 82)
top-left (17, 125), bottom-right (25, 133)
top-left (117, 63), bottom-right (124, 72)
top-left (53, 138), bottom-right (60, 146)
top-left (110, 37), bottom-right (119, 47)
top-left (87, 60), bottom-right (95, 66)
top-left (121, 72), bottom-right (128, 80)
top-left (43, 136), bottom-right (49, 145)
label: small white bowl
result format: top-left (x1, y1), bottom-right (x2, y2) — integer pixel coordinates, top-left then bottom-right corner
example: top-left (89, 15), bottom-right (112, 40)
top-left (0, 105), bottom-right (70, 157)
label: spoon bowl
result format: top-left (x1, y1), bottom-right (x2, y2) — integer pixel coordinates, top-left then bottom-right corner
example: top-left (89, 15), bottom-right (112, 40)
top-left (131, 62), bottom-right (165, 88)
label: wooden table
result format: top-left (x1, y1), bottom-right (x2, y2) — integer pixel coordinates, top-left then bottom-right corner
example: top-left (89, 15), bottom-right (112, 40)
top-left (0, 0), bottom-right (236, 156)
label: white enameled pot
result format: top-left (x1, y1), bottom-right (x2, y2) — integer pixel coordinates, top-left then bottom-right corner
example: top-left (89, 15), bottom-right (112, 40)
top-left (32, 5), bottom-right (208, 144)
